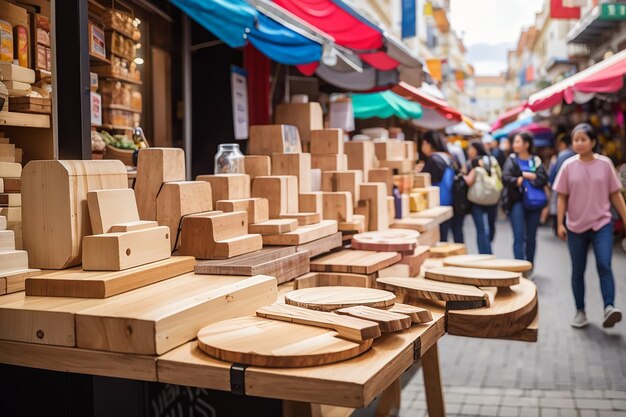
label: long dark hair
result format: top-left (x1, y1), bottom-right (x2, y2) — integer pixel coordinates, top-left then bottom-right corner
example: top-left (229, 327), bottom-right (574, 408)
top-left (571, 123), bottom-right (599, 152)
top-left (514, 131), bottom-right (535, 154)
top-left (422, 131), bottom-right (447, 153)
top-left (469, 140), bottom-right (488, 159)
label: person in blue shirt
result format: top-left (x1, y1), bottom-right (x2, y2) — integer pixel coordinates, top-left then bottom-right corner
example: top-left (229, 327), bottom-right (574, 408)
top-left (548, 134), bottom-right (576, 235)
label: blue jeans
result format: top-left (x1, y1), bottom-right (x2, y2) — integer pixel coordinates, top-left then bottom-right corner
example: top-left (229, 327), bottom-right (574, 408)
top-left (566, 222), bottom-right (615, 310)
top-left (508, 201), bottom-right (542, 264)
top-left (471, 204), bottom-right (498, 254)
top-left (440, 211), bottom-right (465, 243)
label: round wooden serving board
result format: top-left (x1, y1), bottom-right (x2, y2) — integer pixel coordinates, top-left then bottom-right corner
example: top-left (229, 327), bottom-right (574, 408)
top-left (285, 286), bottom-right (396, 312)
top-left (443, 255), bottom-right (532, 272)
top-left (425, 266), bottom-right (520, 287)
top-left (351, 229), bottom-right (419, 253)
top-left (197, 316), bottom-right (372, 367)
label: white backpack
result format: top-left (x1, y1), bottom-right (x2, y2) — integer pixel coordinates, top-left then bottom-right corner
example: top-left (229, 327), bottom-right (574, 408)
top-left (467, 156), bottom-right (503, 206)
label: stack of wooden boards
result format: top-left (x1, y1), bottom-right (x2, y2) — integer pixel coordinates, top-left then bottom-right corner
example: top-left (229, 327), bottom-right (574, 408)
top-left (0, 214), bottom-right (39, 295)
top-left (0, 133), bottom-right (23, 250)
top-left (196, 286), bottom-right (433, 367)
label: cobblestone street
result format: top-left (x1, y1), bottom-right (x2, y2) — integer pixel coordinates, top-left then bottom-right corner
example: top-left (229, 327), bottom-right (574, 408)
top-left (403, 218), bottom-right (626, 417)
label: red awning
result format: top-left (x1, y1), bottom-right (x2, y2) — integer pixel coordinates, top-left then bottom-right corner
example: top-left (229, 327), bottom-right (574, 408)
top-left (529, 49), bottom-right (626, 111)
top-left (273, 0), bottom-right (403, 71)
top-left (490, 103), bottom-right (528, 131)
top-left (392, 81), bottom-right (463, 123)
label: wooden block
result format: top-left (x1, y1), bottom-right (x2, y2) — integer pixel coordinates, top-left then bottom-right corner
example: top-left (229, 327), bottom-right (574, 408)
top-left (257, 303), bottom-right (380, 342)
top-left (299, 192), bottom-right (323, 215)
top-left (411, 206), bottom-right (453, 224)
top-left (195, 247), bottom-right (309, 284)
top-left (22, 160), bottom-right (128, 269)
top-left (311, 154), bottom-right (348, 171)
top-left (400, 245), bottom-right (430, 276)
top-left (393, 174), bottom-right (414, 194)
top-left (274, 103), bottom-right (323, 144)
top-left (243, 155), bottom-right (271, 179)
top-left (248, 125), bottom-right (302, 155)
top-left (248, 219), bottom-right (298, 235)
top-left (410, 192), bottom-right (428, 212)
top-left (0, 229), bottom-right (15, 250)
top-left (262, 220), bottom-right (338, 246)
top-left (311, 249), bottom-right (401, 275)
top-left (0, 250), bottom-right (29, 271)
top-left (374, 140), bottom-right (405, 161)
top-left (3, 268), bottom-right (40, 294)
top-left (322, 192), bottom-right (353, 222)
top-left (14, 149), bottom-right (22, 164)
top-left (0, 162), bottom-right (22, 177)
top-left (443, 256), bottom-right (533, 273)
top-left (82, 226), bottom-right (171, 271)
top-left (279, 212), bottom-right (321, 226)
top-left (87, 189), bottom-right (140, 235)
top-left (310, 129), bottom-right (344, 155)
top-left (425, 266), bottom-right (520, 287)
top-left (360, 183), bottom-right (388, 231)
top-left (0, 215), bottom-right (6, 230)
top-left (295, 231), bottom-right (342, 258)
top-left (25, 257), bottom-right (196, 298)
top-left (272, 153), bottom-right (311, 193)
top-left (338, 215), bottom-right (366, 233)
top-left (0, 143), bottom-right (15, 156)
top-left (387, 196), bottom-right (395, 223)
top-left (156, 181), bottom-right (213, 249)
top-left (0, 178), bottom-right (20, 193)
top-left (0, 156), bottom-right (15, 163)
top-left (251, 175), bottom-right (298, 218)
top-left (345, 141), bottom-right (376, 178)
top-left (429, 243), bottom-right (467, 258)
top-left (412, 187), bottom-right (439, 208)
top-left (321, 170), bottom-right (363, 204)
top-left (418, 228), bottom-right (440, 247)
top-left (401, 194), bottom-right (410, 219)
top-left (1, 207), bottom-right (21, 230)
top-left (135, 148), bottom-right (186, 220)
top-left (180, 211), bottom-right (263, 259)
top-left (414, 173), bottom-right (431, 188)
top-left (0, 193), bottom-right (20, 207)
top-left (293, 271), bottom-right (377, 290)
top-left (75, 274), bottom-right (278, 354)
top-left (196, 174), bottom-right (250, 206)
top-left (392, 217), bottom-right (437, 233)
top-left (311, 168), bottom-right (322, 191)
top-left (216, 198), bottom-right (269, 225)
top-left (404, 141), bottom-right (416, 160)
top-left (377, 159), bottom-right (415, 173)
top-left (354, 200), bottom-right (371, 231)
top-left (367, 168), bottom-right (394, 196)
top-left (109, 220), bottom-right (159, 232)
top-left (335, 306), bottom-right (411, 333)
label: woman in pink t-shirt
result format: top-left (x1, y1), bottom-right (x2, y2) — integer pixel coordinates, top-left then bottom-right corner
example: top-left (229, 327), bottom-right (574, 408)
top-left (554, 123), bottom-right (626, 329)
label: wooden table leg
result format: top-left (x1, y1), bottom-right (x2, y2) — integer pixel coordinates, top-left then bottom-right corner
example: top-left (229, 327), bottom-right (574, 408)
top-left (374, 377), bottom-right (401, 417)
top-left (422, 342), bottom-right (445, 417)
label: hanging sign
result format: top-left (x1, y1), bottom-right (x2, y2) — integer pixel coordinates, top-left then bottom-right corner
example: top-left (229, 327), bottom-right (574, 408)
top-left (230, 65), bottom-right (249, 140)
top-left (601, 3), bottom-right (626, 20)
top-left (550, 0), bottom-right (581, 19)
top-left (402, 0), bottom-right (417, 39)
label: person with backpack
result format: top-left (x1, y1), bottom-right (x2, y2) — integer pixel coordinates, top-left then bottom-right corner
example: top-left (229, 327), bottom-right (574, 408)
top-left (464, 140), bottom-right (503, 254)
top-left (553, 123), bottom-right (626, 329)
top-left (421, 131), bottom-right (465, 243)
top-left (501, 131), bottom-right (548, 278)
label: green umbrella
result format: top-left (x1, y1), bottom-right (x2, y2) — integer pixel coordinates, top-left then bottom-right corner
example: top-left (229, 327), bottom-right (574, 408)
top-left (351, 90), bottom-right (422, 120)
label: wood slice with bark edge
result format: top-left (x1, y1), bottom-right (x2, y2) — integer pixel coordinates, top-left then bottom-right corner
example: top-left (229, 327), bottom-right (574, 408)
top-left (351, 229), bottom-right (419, 253)
top-left (284, 286), bottom-right (396, 312)
top-left (425, 266), bottom-right (520, 287)
top-left (387, 303), bottom-right (433, 323)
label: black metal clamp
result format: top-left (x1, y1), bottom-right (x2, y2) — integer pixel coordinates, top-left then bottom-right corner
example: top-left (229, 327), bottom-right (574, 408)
top-left (412, 338), bottom-right (422, 362)
top-left (230, 363), bottom-right (249, 395)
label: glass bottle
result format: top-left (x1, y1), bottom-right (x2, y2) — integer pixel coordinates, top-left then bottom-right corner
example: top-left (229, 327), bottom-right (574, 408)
top-left (214, 143), bottom-right (244, 174)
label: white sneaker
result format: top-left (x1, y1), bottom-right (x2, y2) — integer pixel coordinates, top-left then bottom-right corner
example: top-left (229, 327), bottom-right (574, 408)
top-left (571, 311), bottom-right (589, 328)
top-left (603, 306), bottom-right (622, 328)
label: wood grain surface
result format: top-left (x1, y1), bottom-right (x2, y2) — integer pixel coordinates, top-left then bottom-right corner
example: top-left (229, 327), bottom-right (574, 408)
top-left (262, 220), bottom-right (338, 246)
top-left (335, 306), bottom-right (412, 332)
top-left (443, 256), bottom-right (532, 272)
top-left (425, 266), bottom-right (520, 287)
top-left (376, 277), bottom-right (489, 308)
top-left (197, 316), bottom-right (372, 367)
top-left (257, 303), bottom-right (381, 341)
top-left (310, 249), bottom-right (401, 275)
top-left (387, 303), bottom-right (433, 323)
top-left (351, 229), bottom-right (419, 253)
top-left (285, 286), bottom-right (396, 312)
top-left (293, 272), bottom-right (377, 290)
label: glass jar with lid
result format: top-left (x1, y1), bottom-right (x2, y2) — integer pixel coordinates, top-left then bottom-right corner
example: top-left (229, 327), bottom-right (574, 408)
top-left (214, 143), bottom-right (244, 174)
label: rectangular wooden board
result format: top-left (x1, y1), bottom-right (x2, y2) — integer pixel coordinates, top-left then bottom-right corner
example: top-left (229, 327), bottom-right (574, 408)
top-left (391, 217), bottom-right (438, 233)
top-left (75, 274), bottom-right (278, 354)
top-left (411, 206), bottom-right (453, 224)
top-left (310, 129), bottom-right (344, 155)
top-left (195, 247), bottom-right (309, 284)
top-left (262, 220), bottom-right (338, 246)
top-left (293, 231), bottom-right (342, 258)
top-left (311, 249), bottom-right (401, 275)
top-left (25, 257), bottom-right (195, 298)
top-left (3, 268), bottom-right (40, 294)
top-left (279, 212), bottom-right (321, 226)
top-left (248, 219), bottom-right (298, 235)
top-left (216, 197), bottom-right (269, 225)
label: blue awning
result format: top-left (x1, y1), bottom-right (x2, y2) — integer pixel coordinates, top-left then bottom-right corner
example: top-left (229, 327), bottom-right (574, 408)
top-left (492, 116), bottom-right (534, 139)
top-left (170, 0), bottom-right (322, 65)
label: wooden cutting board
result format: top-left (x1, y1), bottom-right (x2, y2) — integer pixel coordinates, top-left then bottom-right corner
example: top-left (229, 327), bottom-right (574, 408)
top-left (425, 266), bottom-right (520, 287)
top-left (376, 277), bottom-right (489, 309)
top-left (25, 257), bottom-right (196, 298)
top-left (195, 247), bottom-right (309, 284)
top-left (262, 220), bottom-right (338, 246)
top-left (197, 316), bottom-right (372, 367)
top-left (388, 303), bottom-right (433, 323)
top-left (335, 306), bottom-right (412, 332)
top-left (391, 217), bottom-right (438, 233)
top-left (310, 249), bottom-right (401, 275)
top-left (256, 303), bottom-right (381, 341)
top-left (429, 243), bottom-right (467, 258)
top-left (447, 278), bottom-right (538, 338)
top-left (285, 286), bottom-right (396, 312)
top-left (293, 272), bottom-right (377, 290)
top-left (351, 229), bottom-right (419, 253)
top-left (292, 232), bottom-right (342, 258)
top-left (443, 256), bottom-right (532, 273)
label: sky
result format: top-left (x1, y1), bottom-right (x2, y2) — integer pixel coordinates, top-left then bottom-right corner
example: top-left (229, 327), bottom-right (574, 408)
top-left (449, 0), bottom-right (544, 76)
